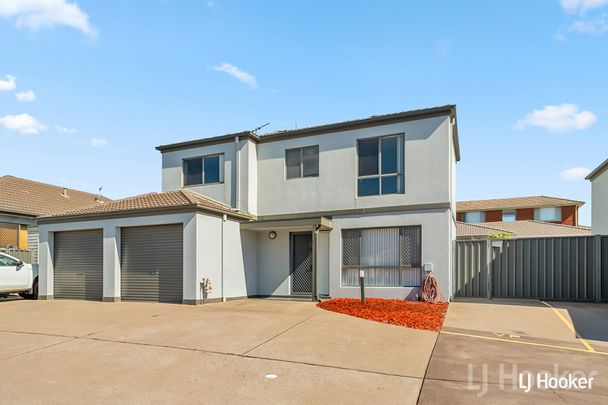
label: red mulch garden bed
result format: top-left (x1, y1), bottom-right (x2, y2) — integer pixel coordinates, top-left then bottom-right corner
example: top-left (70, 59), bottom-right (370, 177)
top-left (317, 298), bottom-right (448, 332)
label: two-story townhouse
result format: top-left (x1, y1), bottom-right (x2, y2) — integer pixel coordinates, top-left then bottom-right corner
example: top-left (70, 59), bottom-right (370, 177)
top-left (37, 105), bottom-right (459, 303)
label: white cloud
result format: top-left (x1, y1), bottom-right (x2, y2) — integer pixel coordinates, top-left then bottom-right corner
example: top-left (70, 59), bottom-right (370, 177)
top-left (560, 167), bottom-right (592, 180)
top-left (55, 125), bottom-right (76, 134)
top-left (15, 89), bottom-right (36, 102)
top-left (0, 75), bottom-right (16, 91)
top-left (560, 0), bottom-right (608, 13)
top-left (212, 63), bottom-right (258, 89)
top-left (0, 113), bottom-right (47, 134)
top-left (515, 103), bottom-right (597, 132)
top-left (0, 0), bottom-right (96, 37)
top-left (90, 137), bottom-right (107, 147)
top-left (568, 16), bottom-right (608, 34)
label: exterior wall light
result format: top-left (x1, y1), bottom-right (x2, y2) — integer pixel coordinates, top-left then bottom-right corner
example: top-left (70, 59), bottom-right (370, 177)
top-left (268, 231), bottom-right (277, 240)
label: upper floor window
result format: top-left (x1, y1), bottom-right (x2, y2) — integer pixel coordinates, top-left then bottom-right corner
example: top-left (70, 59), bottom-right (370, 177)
top-left (357, 135), bottom-right (404, 197)
top-left (286, 146), bottom-right (319, 179)
top-left (502, 210), bottom-right (516, 222)
top-left (535, 207), bottom-right (561, 222)
top-left (463, 211), bottom-right (485, 223)
top-left (183, 154), bottom-right (224, 186)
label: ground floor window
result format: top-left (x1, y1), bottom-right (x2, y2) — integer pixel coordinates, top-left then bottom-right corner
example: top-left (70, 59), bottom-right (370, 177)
top-left (341, 226), bottom-right (422, 287)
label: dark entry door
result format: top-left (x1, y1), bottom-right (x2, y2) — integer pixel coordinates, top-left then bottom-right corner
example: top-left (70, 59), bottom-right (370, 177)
top-left (291, 233), bottom-right (313, 294)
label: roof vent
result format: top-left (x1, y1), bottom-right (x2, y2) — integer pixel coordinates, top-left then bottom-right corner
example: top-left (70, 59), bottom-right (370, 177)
top-left (61, 187), bottom-right (68, 198)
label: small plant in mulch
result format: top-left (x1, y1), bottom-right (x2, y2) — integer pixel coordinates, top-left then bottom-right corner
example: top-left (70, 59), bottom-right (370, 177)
top-left (317, 298), bottom-right (448, 332)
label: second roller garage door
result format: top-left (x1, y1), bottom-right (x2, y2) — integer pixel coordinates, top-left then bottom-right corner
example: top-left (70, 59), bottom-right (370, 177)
top-left (120, 224), bottom-right (183, 303)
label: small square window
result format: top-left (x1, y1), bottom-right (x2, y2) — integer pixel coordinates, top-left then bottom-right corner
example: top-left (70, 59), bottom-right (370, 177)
top-left (285, 146), bottom-right (319, 179)
top-left (182, 154), bottom-right (223, 186)
top-left (502, 210), bottom-right (516, 222)
top-left (463, 211), bottom-right (485, 224)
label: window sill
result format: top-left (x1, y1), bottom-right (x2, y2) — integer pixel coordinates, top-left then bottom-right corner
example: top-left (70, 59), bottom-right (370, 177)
top-left (183, 182), bottom-right (224, 188)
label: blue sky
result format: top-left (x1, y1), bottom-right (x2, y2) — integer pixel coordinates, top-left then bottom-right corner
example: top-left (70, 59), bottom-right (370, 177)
top-left (0, 0), bottom-right (606, 224)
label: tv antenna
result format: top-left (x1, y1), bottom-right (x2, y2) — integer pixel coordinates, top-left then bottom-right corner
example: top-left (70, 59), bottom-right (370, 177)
top-left (252, 122), bottom-right (270, 134)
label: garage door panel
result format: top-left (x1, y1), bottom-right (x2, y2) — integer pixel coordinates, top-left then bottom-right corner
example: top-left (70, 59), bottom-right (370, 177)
top-left (121, 224), bottom-right (183, 303)
top-left (53, 230), bottom-right (103, 300)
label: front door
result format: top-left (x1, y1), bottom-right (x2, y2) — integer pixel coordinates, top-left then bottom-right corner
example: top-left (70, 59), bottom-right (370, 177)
top-left (291, 233), bottom-right (312, 295)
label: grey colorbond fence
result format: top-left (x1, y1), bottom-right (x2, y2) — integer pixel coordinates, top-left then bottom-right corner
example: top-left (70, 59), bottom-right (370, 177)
top-left (454, 236), bottom-right (608, 302)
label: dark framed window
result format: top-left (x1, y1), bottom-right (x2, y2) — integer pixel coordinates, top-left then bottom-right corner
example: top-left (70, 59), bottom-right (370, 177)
top-left (357, 135), bottom-right (404, 196)
top-left (183, 154), bottom-right (224, 186)
top-left (341, 226), bottom-right (422, 287)
top-left (285, 145), bottom-right (319, 179)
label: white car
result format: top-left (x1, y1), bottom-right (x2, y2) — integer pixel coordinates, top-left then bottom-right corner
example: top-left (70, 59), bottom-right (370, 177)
top-left (0, 252), bottom-right (38, 299)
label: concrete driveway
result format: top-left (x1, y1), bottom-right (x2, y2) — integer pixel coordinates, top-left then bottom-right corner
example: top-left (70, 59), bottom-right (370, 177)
top-left (419, 299), bottom-right (608, 404)
top-left (0, 298), bottom-right (437, 405)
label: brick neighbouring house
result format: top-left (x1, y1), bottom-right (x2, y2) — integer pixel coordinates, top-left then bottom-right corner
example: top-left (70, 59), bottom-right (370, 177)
top-left (456, 196), bottom-right (584, 226)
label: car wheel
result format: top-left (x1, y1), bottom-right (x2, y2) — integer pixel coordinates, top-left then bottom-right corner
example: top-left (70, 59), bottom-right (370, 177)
top-left (19, 278), bottom-right (38, 300)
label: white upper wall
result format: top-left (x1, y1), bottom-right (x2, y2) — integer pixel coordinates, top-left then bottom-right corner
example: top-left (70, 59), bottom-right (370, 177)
top-left (590, 167), bottom-right (608, 234)
top-left (161, 113), bottom-right (456, 217)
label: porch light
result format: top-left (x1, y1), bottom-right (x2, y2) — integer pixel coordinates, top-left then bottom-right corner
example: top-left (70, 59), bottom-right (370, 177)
top-left (268, 231), bottom-right (277, 240)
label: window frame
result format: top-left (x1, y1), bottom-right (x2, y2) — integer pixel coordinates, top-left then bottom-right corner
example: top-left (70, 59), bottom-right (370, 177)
top-left (340, 225), bottom-right (423, 288)
top-left (502, 210), bottom-right (516, 222)
top-left (535, 207), bottom-right (562, 222)
top-left (182, 153), bottom-right (225, 187)
top-left (285, 145), bottom-right (319, 179)
top-left (463, 211), bottom-right (486, 224)
top-left (356, 134), bottom-right (404, 197)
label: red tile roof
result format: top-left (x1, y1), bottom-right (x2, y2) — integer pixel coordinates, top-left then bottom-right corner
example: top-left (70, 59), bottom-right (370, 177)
top-left (40, 189), bottom-right (248, 219)
top-left (0, 175), bottom-right (111, 217)
top-left (457, 220), bottom-right (591, 239)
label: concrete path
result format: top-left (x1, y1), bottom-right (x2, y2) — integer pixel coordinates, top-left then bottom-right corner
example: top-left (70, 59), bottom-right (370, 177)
top-left (419, 299), bottom-right (608, 404)
top-left (0, 298), bottom-right (437, 404)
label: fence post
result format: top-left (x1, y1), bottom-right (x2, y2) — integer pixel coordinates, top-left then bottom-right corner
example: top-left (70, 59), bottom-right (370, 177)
top-left (594, 235), bottom-right (602, 303)
top-left (486, 240), bottom-right (493, 300)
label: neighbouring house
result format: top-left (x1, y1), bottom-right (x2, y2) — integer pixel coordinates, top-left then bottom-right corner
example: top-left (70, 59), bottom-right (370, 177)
top-left (0, 176), bottom-right (111, 263)
top-left (587, 159), bottom-right (608, 235)
top-left (456, 220), bottom-right (591, 240)
top-left (37, 105), bottom-right (460, 304)
top-left (456, 196), bottom-right (584, 226)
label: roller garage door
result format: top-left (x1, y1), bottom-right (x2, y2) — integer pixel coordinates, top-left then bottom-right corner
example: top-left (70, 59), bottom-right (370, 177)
top-left (120, 224), bottom-right (183, 303)
top-left (53, 229), bottom-right (103, 300)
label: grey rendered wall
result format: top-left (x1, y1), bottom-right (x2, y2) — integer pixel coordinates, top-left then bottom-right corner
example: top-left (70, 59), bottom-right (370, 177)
top-left (256, 115), bottom-right (452, 216)
top-left (240, 229), bottom-right (258, 296)
top-left (329, 208), bottom-right (452, 300)
top-left (161, 138), bottom-right (257, 214)
top-left (256, 229), bottom-right (290, 295)
top-left (162, 142), bottom-right (237, 207)
top-left (591, 170), bottom-right (608, 234)
top-left (221, 220), bottom-right (257, 298)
